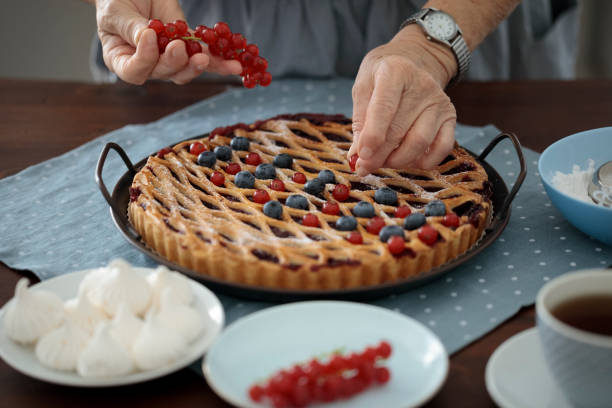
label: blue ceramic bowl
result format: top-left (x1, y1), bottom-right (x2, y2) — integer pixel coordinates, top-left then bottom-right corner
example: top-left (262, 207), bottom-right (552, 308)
top-left (538, 127), bottom-right (612, 246)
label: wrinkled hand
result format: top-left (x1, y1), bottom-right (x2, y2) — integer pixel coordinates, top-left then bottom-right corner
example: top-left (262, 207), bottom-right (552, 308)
top-left (349, 25), bottom-right (459, 175)
top-left (95, 0), bottom-right (241, 84)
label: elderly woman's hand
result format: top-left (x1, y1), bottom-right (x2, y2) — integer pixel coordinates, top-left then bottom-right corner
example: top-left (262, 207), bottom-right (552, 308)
top-left (349, 25), bottom-right (459, 175)
top-left (94, 0), bottom-right (241, 85)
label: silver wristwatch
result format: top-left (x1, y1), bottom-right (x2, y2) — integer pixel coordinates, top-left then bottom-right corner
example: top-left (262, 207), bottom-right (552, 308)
top-left (399, 8), bottom-right (471, 85)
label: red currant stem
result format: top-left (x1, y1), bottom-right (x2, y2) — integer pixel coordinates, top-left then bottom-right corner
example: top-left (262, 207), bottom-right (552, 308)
top-left (180, 36), bottom-right (201, 41)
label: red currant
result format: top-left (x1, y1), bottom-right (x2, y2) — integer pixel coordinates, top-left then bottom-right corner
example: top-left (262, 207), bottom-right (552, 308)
top-left (157, 147), bottom-right (173, 158)
top-left (270, 179), bottom-right (285, 191)
top-left (366, 216), bottom-right (385, 235)
top-left (210, 171), bottom-right (225, 186)
top-left (375, 366), bottom-right (391, 384)
top-left (387, 235), bottom-right (405, 255)
top-left (245, 152), bottom-right (261, 166)
top-left (347, 231), bottom-right (363, 245)
top-left (418, 225), bottom-right (439, 246)
top-left (322, 201), bottom-right (340, 215)
top-left (157, 34), bottom-right (170, 53)
top-left (230, 33), bottom-right (247, 50)
top-left (246, 43), bottom-right (259, 56)
top-left (302, 213), bottom-right (320, 227)
top-left (148, 19), bottom-right (165, 34)
top-left (394, 205), bottom-right (412, 218)
top-left (442, 213), bottom-right (460, 228)
top-left (225, 162), bottom-right (241, 175)
top-left (242, 75), bottom-right (257, 89)
top-left (238, 51), bottom-right (255, 67)
top-left (213, 22), bottom-right (232, 39)
top-left (292, 172), bottom-right (307, 184)
top-left (201, 28), bottom-right (218, 45)
top-left (189, 142), bottom-right (206, 155)
top-left (216, 37), bottom-right (230, 53)
top-left (185, 40), bottom-right (202, 56)
top-left (259, 72), bottom-right (272, 87)
top-left (248, 384), bottom-right (265, 402)
top-left (252, 189), bottom-right (270, 204)
top-left (194, 24), bottom-right (207, 38)
top-left (208, 42), bottom-right (221, 56)
top-left (349, 154), bottom-right (359, 171)
top-left (376, 341), bottom-right (392, 359)
top-left (252, 56), bottom-right (268, 72)
top-left (332, 184), bottom-right (350, 201)
top-left (164, 23), bottom-right (179, 39)
top-left (174, 20), bottom-right (189, 37)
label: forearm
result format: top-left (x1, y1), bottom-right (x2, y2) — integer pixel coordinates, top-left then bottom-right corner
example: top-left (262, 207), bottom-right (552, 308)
top-left (424, 0), bottom-right (521, 50)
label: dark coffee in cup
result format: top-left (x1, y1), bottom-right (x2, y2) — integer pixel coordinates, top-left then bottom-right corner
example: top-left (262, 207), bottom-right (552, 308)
top-left (551, 295), bottom-right (612, 336)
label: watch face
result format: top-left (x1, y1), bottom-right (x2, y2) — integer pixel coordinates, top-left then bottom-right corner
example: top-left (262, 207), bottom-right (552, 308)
top-left (423, 11), bottom-right (457, 41)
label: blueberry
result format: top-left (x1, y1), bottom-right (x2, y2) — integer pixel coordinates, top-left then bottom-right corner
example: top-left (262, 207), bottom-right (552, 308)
top-left (335, 216), bottom-right (357, 231)
top-left (352, 201), bottom-right (376, 218)
top-left (273, 153), bottom-right (293, 168)
top-left (424, 200), bottom-right (446, 216)
top-left (255, 163), bottom-right (276, 179)
top-left (214, 145), bottom-right (232, 161)
top-left (263, 200), bottom-right (283, 219)
top-left (197, 151), bottom-right (216, 168)
top-left (304, 178), bottom-right (325, 196)
top-left (374, 187), bottom-right (398, 206)
top-left (230, 137), bottom-right (250, 151)
top-left (404, 213), bottom-right (426, 230)
top-left (285, 195), bottom-right (309, 210)
top-left (234, 171), bottom-right (255, 189)
top-left (379, 225), bottom-right (405, 243)
top-left (317, 169), bottom-right (336, 184)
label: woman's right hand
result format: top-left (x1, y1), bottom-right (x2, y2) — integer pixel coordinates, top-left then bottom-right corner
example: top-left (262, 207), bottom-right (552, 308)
top-left (94, 0), bottom-right (241, 84)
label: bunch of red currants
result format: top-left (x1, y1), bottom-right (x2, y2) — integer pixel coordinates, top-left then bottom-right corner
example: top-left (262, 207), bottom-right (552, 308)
top-left (147, 19), bottom-right (271, 88)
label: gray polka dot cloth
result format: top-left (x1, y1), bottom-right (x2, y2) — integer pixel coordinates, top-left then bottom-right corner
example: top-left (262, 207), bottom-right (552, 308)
top-left (0, 78), bottom-right (609, 355)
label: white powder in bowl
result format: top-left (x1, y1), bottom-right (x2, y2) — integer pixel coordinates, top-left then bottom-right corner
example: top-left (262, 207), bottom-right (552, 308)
top-left (551, 159), bottom-right (595, 203)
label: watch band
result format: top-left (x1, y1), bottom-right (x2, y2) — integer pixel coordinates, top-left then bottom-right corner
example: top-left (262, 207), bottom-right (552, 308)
top-left (399, 8), bottom-right (471, 85)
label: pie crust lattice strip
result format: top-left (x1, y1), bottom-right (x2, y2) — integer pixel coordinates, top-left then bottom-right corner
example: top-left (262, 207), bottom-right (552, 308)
top-left (128, 113), bottom-right (492, 291)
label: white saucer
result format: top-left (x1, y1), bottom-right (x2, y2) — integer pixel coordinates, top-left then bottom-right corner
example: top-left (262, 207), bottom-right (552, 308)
top-left (202, 300), bottom-right (448, 408)
top-left (485, 328), bottom-right (571, 408)
top-left (0, 268), bottom-right (224, 387)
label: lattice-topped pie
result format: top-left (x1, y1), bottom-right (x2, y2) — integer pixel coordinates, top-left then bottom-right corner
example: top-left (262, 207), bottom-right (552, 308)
top-left (128, 113), bottom-right (492, 290)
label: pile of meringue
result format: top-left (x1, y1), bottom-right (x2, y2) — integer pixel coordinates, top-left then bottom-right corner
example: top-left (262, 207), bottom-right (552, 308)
top-left (2, 259), bottom-right (207, 378)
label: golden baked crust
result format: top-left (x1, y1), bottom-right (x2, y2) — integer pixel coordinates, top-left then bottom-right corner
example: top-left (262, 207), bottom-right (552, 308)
top-left (128, 114), bottom-right (492, 291)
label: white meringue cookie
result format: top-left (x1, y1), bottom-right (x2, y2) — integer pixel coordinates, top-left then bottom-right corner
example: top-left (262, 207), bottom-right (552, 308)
top-left (147, 265), bottom-right (193, 307)
top-left (156, 289), bottom-right (203, 344)
top-left (64, 292), bottom-right (108, 335)
top-left (132, 311), bottom-right (187, 371)
top-left (88, 259), bottom-right (152, 317)
top-left (77, 322), bottom-right (134, 377)
top-left (109, 303), bottom-right (143, 351)
top-left (35, 318), bottom-right (90, 371)
top-left (77, 267), bottom-right (106, 298)
top-left (3, 278), bottom-right (64, 344)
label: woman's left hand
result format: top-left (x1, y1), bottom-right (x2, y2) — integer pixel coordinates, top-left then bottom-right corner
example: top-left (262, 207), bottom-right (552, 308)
top-left (349, 25), bottom-right (459, 176)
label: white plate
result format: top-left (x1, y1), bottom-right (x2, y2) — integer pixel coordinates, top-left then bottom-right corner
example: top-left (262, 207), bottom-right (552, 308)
top-left (485, 328), bottom-right (571, 408)
top-left (202, 301), bottom-right (448, 408)
top-left (0, 268), bottom-right (224, 387)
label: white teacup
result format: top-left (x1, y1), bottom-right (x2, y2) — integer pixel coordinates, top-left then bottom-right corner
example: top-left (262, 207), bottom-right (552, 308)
top-left (536, 269), bottom-right (612, 408)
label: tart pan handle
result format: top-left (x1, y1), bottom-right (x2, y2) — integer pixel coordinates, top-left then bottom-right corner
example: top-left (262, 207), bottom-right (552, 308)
top-left (95, 142), bottom-right (139, 236)
top-left (478, 132), bottom-right (526, 229)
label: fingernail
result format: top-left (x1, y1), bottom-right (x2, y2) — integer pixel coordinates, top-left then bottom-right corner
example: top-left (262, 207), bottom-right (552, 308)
top-left (357, 167), bottom-right (370, 177)
top-left (172, 47), bottom-right (181, 58)
top-left (360, 147), bottom-right (374, 159)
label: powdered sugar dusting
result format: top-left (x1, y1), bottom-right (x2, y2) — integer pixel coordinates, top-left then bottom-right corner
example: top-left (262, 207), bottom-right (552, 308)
top-left (551, 159), bottom-right (594, 203)
top-left (360, 174), bottom-right (386, 188)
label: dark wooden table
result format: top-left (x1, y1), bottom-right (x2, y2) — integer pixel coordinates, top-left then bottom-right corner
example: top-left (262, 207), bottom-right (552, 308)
top-left (1, 79), bottom-right (611, 407)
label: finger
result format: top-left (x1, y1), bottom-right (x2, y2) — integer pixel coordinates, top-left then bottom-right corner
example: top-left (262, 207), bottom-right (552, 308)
top-left (151, 39), bottom-right (190, 79)
top-left (348, 77), bottom-right (373, 159)
top-left (383, 105), bottom-right (440, 169)
top-left (167, 53), bottom-right (211, 84)
top-left (205, 54), bottom-right (242, 75)
top-left (102, 28), bottom-right (159, 84)
top-left (413, 120), bottom-right (456, 169)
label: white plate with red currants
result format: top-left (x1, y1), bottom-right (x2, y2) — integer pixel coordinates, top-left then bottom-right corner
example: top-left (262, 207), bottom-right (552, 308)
top-left (202, 301), bottom-right (448, 408)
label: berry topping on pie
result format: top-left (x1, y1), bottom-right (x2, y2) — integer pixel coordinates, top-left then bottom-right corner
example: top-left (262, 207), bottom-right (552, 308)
top-left (349, 154), bottom-right (359, 172)
top-left (128, 113), bottom-right (492, 291)
top-left (273, 153), bottom-right (293, 168)
top-left (197, 151), bottom-right (216, 167)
